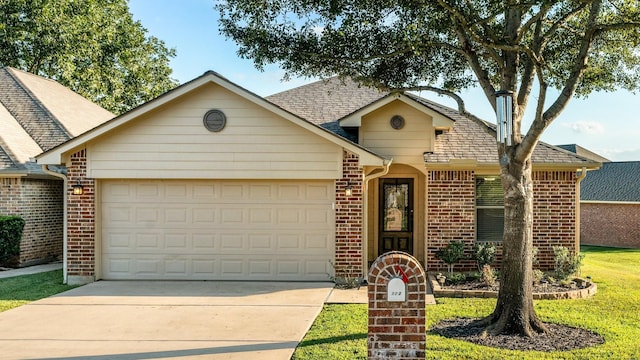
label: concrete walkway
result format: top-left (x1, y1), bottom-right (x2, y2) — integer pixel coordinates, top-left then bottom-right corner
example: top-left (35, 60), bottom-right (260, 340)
top-left (0, 262), bottom-right (62, 279)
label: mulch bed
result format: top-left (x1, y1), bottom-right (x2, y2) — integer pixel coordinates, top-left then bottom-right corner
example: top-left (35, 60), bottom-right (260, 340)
top-left (431, 318), bottom-right (604, 351)
top-left (441, 280), bottom-right (588, 294)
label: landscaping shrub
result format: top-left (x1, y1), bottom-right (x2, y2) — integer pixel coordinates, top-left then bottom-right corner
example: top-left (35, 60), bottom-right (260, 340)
top-left (532, 269), bottom-right (545, 284)
top-left (473, 242), bottom-right (496, 271)
top-left (481, 265), bottom-right (497, 287)
top-left (435, 240), bottom-right (465, 275)
top-left (0, 215), bottom-right (25, 265)
top-left (552, 245), bottom-right (584, 280)
top-left (447, 272), bottom-right (467, 285)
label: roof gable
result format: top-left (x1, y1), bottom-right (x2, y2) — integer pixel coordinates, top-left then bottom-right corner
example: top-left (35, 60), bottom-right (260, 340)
top-left (37, 71), bottom-right (386, 167)
top-left (339, 93), bottom-right (454, 130)
top-left (267, 77), bottom-right (598, 169)
top-left (0, 67), bottom-right (113, 173)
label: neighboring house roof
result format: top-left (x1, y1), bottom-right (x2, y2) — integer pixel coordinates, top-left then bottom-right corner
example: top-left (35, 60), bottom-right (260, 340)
top-left (0, 67), bottom-right (114, 175)
top-left (556, 144), bottom-right (611, 163)
top-left (581, 161), bottom-right (640, 202)
top-left (268, 77), bottom-right (598, 168)
top-left (37, 71), bottom-right (387, 167)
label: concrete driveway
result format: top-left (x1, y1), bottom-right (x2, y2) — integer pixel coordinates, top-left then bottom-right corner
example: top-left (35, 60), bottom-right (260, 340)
top-left (0, 281), bottom-right (334, 360)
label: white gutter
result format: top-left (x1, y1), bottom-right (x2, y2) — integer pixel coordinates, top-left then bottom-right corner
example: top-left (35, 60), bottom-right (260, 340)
top-left (42, 165), bottom-right (68, 284)
top-left (361, 159), bottom-right (393, 277)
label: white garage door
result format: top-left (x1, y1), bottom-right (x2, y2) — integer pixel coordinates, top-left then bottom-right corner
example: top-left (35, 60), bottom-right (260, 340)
top-left (100, 180), bottom-right (335, 281)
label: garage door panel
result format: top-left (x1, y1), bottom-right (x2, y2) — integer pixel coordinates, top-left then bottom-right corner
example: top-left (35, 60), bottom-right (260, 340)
top-left (103, 254), bottom-right (332, 280)
top-left (102, 180), bottom-right (335, 280)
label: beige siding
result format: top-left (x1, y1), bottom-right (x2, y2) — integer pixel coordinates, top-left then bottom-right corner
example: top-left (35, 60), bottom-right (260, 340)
top-left (87, 83), bottom-right (343, 179)
top-left (360, 101), bottom-right (433, 165)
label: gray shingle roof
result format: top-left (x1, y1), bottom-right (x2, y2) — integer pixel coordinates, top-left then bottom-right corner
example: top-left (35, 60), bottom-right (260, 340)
top-left (269, 78), bottom-right (597, 167)
top-left (266, 77), bottom-right (387, 141)
top-left (0, 68), bottom-right (70, 152)
top-left (0, 67), bottom-right (113, 174)
top-left (581, 162), bottom-right (640, 202)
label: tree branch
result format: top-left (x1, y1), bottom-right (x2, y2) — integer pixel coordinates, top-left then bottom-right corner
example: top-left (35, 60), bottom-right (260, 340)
top-left (396, 84), bottom-right (496, 137)
top-left (516, 1), bottom-right (553, 44)
top-left (518, 0), bottom-right (603, 161)
top-left (455, 26), bottom-right (497, 108)
top-left (437, 0), bottom-right (503, 64)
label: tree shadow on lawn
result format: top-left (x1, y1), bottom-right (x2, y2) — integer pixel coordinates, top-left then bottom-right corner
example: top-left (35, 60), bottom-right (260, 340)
top-left (296, 333), bottom-right (367, 347)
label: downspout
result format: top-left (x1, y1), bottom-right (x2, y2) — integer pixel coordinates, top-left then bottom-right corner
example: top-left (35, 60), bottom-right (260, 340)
top-left (362, 158), bottom-right (393, 278)
top-left (575, 167), bottom-right (587, 253)
top-left (42, 164), bottom-right (68, 284)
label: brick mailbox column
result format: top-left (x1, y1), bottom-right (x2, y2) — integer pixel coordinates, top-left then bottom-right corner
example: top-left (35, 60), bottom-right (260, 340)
top-left (368, 251), bottom-right (426, 359)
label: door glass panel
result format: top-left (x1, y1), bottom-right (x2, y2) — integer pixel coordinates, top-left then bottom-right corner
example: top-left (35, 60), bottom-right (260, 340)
top-left (383, 182), bottom-right (410, 232)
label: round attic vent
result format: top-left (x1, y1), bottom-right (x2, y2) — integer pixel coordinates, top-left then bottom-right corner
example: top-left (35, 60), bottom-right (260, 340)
top-left (390, 115), bottom-right (405, 130)
top-left (203, 109), bottom-right (226, 132)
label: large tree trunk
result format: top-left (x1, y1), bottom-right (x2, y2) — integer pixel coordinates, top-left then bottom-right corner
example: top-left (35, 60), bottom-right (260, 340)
top-left (478, 154), bottom-right (547, 336)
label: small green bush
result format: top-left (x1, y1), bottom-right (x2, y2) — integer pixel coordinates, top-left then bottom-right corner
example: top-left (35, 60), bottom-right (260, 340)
top-left (473, 242), bottom-right (497, 271)
top-left (435, 240), bottom-right (465, 275)
top-left (532, 269), bottom-right (545, 284)
top-left (0, 215), bottom-right (25, 264)
top-left (447, 272), bottom-right (467, 284)
top-left (552, 245), bottom-right (584, 280)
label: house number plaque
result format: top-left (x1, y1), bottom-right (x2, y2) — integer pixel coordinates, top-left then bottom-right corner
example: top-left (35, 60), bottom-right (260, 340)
top-left (387, 265), bottom-right (409, 302)
top-left (387, 277), bottom-right (406, 302)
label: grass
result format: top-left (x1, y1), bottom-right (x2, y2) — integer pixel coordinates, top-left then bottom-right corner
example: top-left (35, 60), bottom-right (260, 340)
top-left (0, 269), bottom-right (75, 312)
top-left (292, 246), bottom-right (640, 359)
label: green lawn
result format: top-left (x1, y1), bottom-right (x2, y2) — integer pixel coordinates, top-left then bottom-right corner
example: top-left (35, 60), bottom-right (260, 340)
top-left (0, 269), bottom-right (74, 312)
top-left (292, 246), bottom-right (640, 359)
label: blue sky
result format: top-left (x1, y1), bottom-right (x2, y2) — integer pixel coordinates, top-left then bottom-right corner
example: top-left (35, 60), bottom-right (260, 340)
top-left (129, 0), bottom-right (639, 161)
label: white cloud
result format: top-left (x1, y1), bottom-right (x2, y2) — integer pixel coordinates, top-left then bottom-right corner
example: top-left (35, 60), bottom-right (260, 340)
top-left (562, 121), bottom-right (605, 135)
top-left (598, 148), bottom-right (640, 161)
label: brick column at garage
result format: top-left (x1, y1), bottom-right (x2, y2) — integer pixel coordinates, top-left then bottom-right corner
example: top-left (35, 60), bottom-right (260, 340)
top-left (335, 150), bottom-right (363, 279)
top-left (66, 149), bottom-right (96, 285)
top-left (368, 251), bottom-right (426, 359)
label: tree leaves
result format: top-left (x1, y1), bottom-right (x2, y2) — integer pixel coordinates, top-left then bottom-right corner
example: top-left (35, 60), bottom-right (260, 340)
top-left (0, 0), bottom-right (177, 114)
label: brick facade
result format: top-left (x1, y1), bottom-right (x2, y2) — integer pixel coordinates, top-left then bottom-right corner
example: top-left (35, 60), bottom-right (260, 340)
top-left (426, 170), bottom-right (578, 272)
top-left (532, 171), bottom-right (578, 268)
top-left (66, 149), bottom-right (96, 284)
top-left (581, 202), bottom-right (640, 248)
top-left (0, 177), bottom-right (63, 266)
top-left (426, 170), bottom-right (476, 270)
top-left (368, 251), bottom-right (426, 359)
top-left (0, 178), bottom-right (21, 215)
top-left (334, 150), bottom-right (364, 279)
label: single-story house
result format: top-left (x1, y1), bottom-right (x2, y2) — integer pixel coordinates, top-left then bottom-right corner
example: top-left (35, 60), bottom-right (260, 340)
top-left (557, 144), bottom-right (639, 249)
top-left (580, 161), bottom-right (640, 248)
top-left (0, 67), bottom-right (113, 266)
top-left (36, 72), bottom-right (599, 285)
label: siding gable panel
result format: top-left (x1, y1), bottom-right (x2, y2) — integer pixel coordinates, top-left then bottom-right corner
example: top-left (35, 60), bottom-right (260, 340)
top-left (88, 83), bottom-right (343, 179)
top-left (360, 100), bottom-right (433, 165)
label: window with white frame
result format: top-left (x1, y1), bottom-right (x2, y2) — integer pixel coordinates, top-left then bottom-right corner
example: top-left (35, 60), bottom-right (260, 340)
top-left (476, 176), bottom-right (504, 242)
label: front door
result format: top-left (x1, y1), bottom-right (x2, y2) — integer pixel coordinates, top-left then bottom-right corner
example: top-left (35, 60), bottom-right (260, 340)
top-left (379, 178), bottom-right (413, 255)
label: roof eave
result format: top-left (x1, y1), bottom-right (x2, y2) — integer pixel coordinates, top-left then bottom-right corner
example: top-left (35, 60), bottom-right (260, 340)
top-left (339, 93), bottom-right (455, 129)
top-left (36, 71), bottom-right (387, 167)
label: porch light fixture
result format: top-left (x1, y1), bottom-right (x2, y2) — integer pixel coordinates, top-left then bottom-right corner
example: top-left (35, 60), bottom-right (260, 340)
top-left (345, 183), bottom-right (353, 196)
top-left (495, 90), bottom-right (514, 146)
top-left (72, 180), bottom-right (84, 195)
